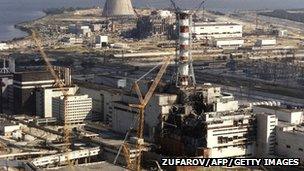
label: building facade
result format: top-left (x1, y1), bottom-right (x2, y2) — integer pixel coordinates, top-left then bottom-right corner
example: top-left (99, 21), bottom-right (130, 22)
top-left (10, 71), bottom-right (55, 115)
top-left (52, 95), bottom-right (92, 124)
top-left (193, 22), bottom-right (243, 40)
top-left (276, 124), bottom-right (304, 163)
top-left (36, 86), bottom-right (78, 118)
top-left (256, 113), bottom-right (278, 157)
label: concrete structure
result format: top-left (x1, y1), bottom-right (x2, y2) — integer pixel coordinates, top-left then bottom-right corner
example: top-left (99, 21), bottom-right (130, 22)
top-left (276, 124), bottom-right (304, 163)
top-left (253, 105), bottom-right (303, 125)
top-left (32, 147), bottom-right (100, 167)
top-left (36, 86), bottom-right (78, 118)
top-left (77, 82), bottom-right (123, 122)
top-left (96, 35), bottom-right (108, 47)
top-left (160, 84), bottom-right (256, 158)
top-left (52, 95), bottom-right (93, 124)
top-left (102, 0), bottom-right (135, 17)
top-left (256, 113), bottom-right (278, 157)
top-left (193, 22), bottom-right (243, 40)
top-left (10, 71), bottom-right (55, 115)
top-left (204, 110), bottom-right (256, 158)
top-left (278, 30), bottom-right (288, 37)
top-left (210, 39), bottom-right (244, 48)
top-left (176, 11), bottom-right (195, 87)
top-left (0, 123), bottom-right (20, 137)
top-left (0, 74), bottom-right (13, 112)
top-left (255, 39), bottom-right (276, 47)
top-left (112, 93), bottom-right (177, 140)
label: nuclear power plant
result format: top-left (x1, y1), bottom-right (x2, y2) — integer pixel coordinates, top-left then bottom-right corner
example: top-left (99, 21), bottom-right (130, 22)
top-left (1, 0), bottom-right (304, 171)
top-left (102, 0), bottom-right (135, 17)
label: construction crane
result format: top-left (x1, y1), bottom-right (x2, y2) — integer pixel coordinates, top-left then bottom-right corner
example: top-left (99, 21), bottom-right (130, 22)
top-left (125, 56), bottom-right (171, 171)
top-left (31, 30), bottom-right (73, 166)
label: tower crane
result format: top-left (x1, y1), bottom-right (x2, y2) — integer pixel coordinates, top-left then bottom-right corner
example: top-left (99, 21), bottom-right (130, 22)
top-left (122, 56), bottom-right (171, 171)
top-left (31, 30), bottom-right (73, 166)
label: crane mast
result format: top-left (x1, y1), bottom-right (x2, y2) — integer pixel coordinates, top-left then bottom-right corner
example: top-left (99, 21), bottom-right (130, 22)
top-left (31, 30), bottom-right (73, 167)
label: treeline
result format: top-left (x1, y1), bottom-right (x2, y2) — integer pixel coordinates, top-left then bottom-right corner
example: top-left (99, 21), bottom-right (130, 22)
top-left (259, 10), bottom-right (304, 23)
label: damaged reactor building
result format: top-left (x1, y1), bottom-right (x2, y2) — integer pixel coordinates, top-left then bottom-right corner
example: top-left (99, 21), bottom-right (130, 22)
top-left (77, 11), bottom-right (257, 160)
top-left (155, 11), bottom-right (256, 159)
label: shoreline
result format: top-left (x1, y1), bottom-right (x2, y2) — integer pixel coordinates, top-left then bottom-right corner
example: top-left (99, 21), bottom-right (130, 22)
top-left (6, 12), bottom-right (47, 43)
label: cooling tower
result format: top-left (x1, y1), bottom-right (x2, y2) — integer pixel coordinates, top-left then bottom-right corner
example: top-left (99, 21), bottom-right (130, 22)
top-left (102, 0), bottom-right (135, 17)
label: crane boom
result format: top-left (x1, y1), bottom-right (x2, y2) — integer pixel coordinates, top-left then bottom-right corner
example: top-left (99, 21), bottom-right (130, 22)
top-left (31, 30), bottom-right (72, 167)
top-left (128, 56), bottom-right (171, 171)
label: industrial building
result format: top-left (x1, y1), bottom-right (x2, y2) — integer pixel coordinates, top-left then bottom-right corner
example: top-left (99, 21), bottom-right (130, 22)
top-left (276, 124), bottom-right (304, 162)
top-left (9, 71), bottom-right (56, 115)
top-left (193, 22), bottom-right (243, 40)
top-left (253, 105), bottom-right (304, 162)
top-left (209, 38), bottom-right (244, 48)
top-left (0, 121), bottom-right (21, 137)
top-left (256, 113), bottom-right (278, 157)
top-left (0, 74), bottom-right (13, 112)
top-left (53, 94), bottom-right (93, 124)
top-left (36, 86), bottom-right (79, 118)
top-left (255, 39), bottom-right (277, 47)
top-left (253, 105), bottom-right (303, 125)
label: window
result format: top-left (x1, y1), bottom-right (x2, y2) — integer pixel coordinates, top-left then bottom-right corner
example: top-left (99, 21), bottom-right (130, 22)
top-left (286, 145), bottom-right (291, 148)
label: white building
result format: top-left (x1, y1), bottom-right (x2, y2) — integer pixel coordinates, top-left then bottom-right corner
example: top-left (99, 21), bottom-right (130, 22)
top-left (0, 123), bottom-right (21, 137)
top-left (253, 105), bottom-right (303, 125)
top-left (36, 86), bottom-right (79, 118)
top-left (52, 95), bottom-right (93, 124)
top-left (205, 110), bottom-right (256, 158)
top-left (112, 93), bottom-right (177, 140)
top-left (0, 43), bottom-right (9, 51)
top-left (193, 22), bottom-right (243, 40)
top-left (95, 35), bottom-right (109, 47)
top-left (276, 124), bottom-right (304, 163)
top-left (256, 113), bottom-right (278, 157)
top-left (209, 38), bottom-right (244, 48)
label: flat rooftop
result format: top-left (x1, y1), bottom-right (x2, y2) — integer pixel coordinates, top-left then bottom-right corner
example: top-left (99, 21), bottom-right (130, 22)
top-left (194, 22), bottom-right (241, 26)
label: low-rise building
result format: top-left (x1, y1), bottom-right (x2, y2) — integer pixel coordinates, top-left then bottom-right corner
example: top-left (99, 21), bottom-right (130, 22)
top-left (193, 22), bottom-right (243, 40)
top-left (0, 122), bottom-right (21, 137)
top-left (255, 39), bottom-right (276, 47)
top-left (276, 124), bottom-right (304, 163)
top-left (209, 38), bottom-right (244, 48)
top-left (253, 105), bottom-right (303, 125)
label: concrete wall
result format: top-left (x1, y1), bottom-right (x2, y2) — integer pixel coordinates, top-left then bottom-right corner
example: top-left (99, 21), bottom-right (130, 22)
top-left (276, 127), bottom-right (304, 163)
top-left (253, 106), bottom-right (303, 124)
top-left (256, 113), bottom-right (278, 157)
top-left (36, 87), bottom-right (78, 118)
top-left (79, 87), bottom-right (103, 121)
top-left (215, 100), bottom-right (238, 112)
top-left (112, 102), bottom-right (137, 134)
top-left (205, 112), bottom-right (255, 158)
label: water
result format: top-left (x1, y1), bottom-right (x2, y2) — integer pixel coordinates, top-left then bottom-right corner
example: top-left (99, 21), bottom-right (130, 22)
top-left (0, 0), bottom-right (304, 41)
